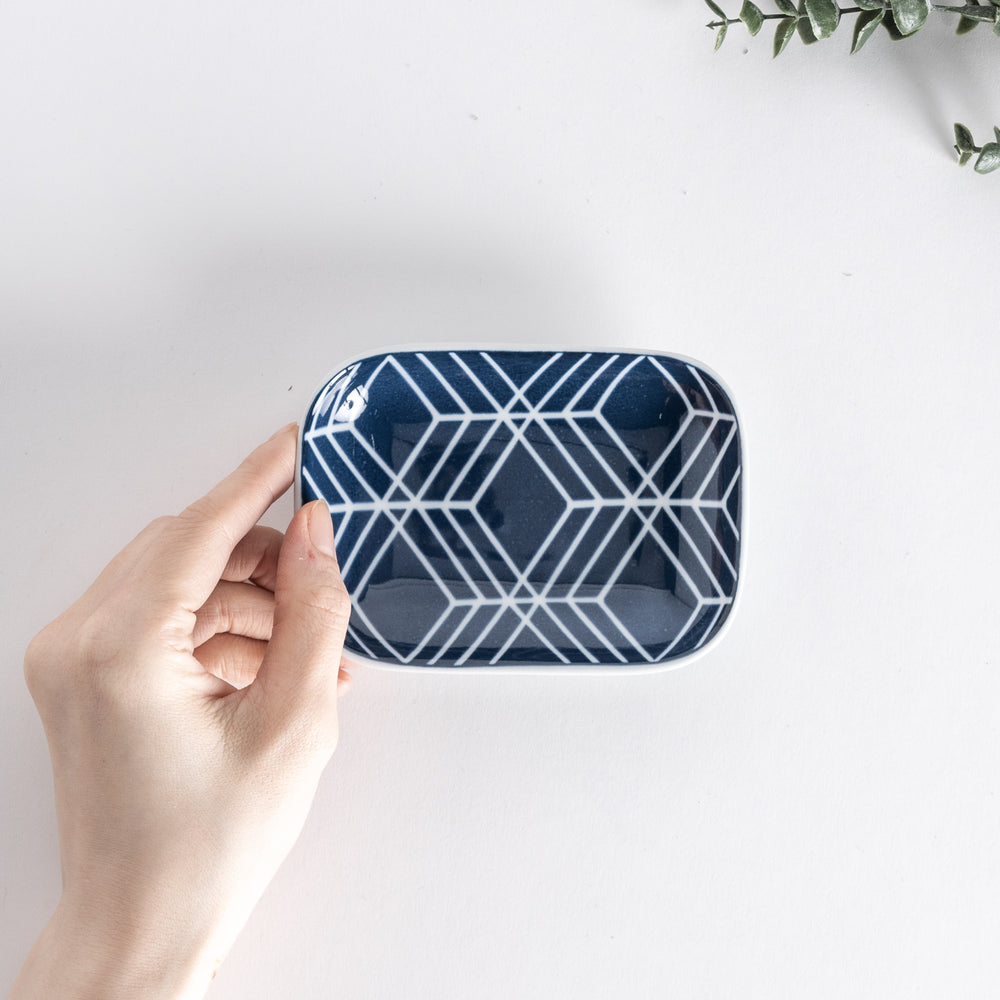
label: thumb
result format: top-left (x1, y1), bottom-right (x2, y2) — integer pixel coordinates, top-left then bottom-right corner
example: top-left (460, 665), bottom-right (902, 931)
top-left (249, 500), bottom-right (351, 751)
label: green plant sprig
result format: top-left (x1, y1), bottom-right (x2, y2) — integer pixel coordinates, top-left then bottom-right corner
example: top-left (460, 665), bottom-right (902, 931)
top-left (954, 123), bottom-right (1000, 172)
top-left (705, 0), bottom-right (999, 172)
top-left (706, 0), bottom-right (1000, 54)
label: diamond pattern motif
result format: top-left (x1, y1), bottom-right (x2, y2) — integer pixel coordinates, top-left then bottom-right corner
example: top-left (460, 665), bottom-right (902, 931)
top-left (300, 350), bottom-right (742, 668)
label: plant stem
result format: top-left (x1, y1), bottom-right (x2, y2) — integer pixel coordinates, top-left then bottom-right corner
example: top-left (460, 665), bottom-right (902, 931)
top-left (707, 7), bottom-right (865, 27)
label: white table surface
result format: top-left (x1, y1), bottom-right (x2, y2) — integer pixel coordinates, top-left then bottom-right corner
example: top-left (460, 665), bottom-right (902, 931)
top-left (3, 3), bottom-right (999, 997)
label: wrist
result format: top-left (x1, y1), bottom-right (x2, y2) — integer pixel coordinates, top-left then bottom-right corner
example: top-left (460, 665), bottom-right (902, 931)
top-left (9, 894), bottom-right (224, 1000)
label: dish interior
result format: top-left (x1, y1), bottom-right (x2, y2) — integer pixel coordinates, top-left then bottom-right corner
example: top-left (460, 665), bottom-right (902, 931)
top-left (300, 350), bottom-right (741, 668)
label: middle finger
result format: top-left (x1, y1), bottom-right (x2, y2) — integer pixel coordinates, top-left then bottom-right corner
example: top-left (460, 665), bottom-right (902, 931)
top-left (192, 580), bottom-right (275, 648)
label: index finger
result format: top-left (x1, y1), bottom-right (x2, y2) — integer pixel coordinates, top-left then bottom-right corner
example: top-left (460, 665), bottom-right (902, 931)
top-left (142, 424), bottom-right (299, 613)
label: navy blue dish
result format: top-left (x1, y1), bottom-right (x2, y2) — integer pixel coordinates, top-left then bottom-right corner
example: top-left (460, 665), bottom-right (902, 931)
top-left (298, 350), bottom-right (742, 670)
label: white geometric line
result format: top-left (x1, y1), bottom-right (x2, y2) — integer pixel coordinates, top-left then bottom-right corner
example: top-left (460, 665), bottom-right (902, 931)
top-left (472, 417), bottom-right (573, 507)
top-left (409, 506), bottom-right (490, 603)
top-left (597, 504), bottom-right (704, 614)
top-left (593, 353), bottom-right (646, 412)
top-left (534, 603), bottom-right (600, 664)
top-left (340, 417), bottom-right (433, 508)
top-left (535, 352), bottom-right (593, 411)
top-left (642, 510), bottom-right (711, 606)
top-left (647, 356), bottom-right (693, 417)
top-left (347, 598), bottom-right (408, 662)
top-left (301, 464), bottom-right (327, 508)
top-left (531, 417), bottom-right (602, 501)
top-left (566, 503), bottom-right (634, 600)
top-left (441, 508), bottom-right (516, 605)
top-left (450, 352), bottom-right (505, 411)
top-left (325, 431), bottom-right (393, 505)
top-left (474, 355), bottom-right (612, 511)
top-left (663, 504), bottom-right (725, 599)
top-left (343, 507), bottom-right (414, 619)
top-left (402, 588), bottom-right (460, 665)
top-left (537, 504), bottom-right (602, 602)
top-left (487, 604), bottom-right (570, 666)
top-left (659, 600), bottom-right (708, 659)
top-left (386, 353), bottom-right (441, 423)
top-left (566, 353), bottom-right (621, 411)
top-left (453, 602), bottom-right (509, 667)
top-left (482, 350), bottom-right (563, 413)
top-left (426, 603), bottom-right (482, 666)
top-left (587, 598), bottom-right (655, 663)
top-left (693, 504), bottom-right (739, 585)
top-left (662, 415), bottom-right (718, 500)
top-left (304, 435), bottom-right (370, 507)
top-left (669, 600), bottom-right (726, 659)
top-left (377, 357), bottom-right (450, 492)
top-left (442, 416), bottom-right (508, 505)
top-left (687, 363), bottom-right (720, 414)
top-left (693, 418), bottom-right (737, 502)
top-left (319, 496), bottom-right (730, 514)
top-left (721, 465), bottom-right (742, 541)
top-left (416, 352), bottom-right (472, 415)
top-left (375, 508), bottom-right (483, 665)
top-left (562, 415), bottom-right (632, 498)
top-left (593, 404), bottom-right (660, 484)
top-left (410, 415), bottom-right (474, 503)
top-left (500, 592), bottom-right (604, 665)
top-left (482, 352), bottom-right (605, 431)
top-left (440, 507), bottom-right (562, 657)
top-left (636, 410), bottom-right (697, 497)
top-left (345, 624), bottom-right (377, 660)
top-left (556, 601), bottom-right (625, 663)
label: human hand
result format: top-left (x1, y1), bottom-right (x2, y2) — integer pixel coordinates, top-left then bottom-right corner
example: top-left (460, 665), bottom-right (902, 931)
top-left (10, 425), bottom-right (352, 1000)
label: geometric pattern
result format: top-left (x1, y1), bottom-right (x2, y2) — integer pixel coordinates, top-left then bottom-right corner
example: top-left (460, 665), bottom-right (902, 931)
top-left (300, 350), bottom-right (741, 668)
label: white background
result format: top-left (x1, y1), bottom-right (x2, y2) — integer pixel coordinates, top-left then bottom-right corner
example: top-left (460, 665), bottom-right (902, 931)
top-left (2, 2), bottom-right (999, 997)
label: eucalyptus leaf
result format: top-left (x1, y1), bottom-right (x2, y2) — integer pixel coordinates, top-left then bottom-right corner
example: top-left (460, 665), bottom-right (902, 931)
top-left (889, 0), bottom-right (929, 34)
top-left (954, 122), bottom-right (976, 152)
top-left (705, 0), bottom-right (728, 19)
top-left (958, 149), bottom-right (974, 165)
top-left (740, 0), bottom-right (765, 34)
top-left (773, 15), bottom-right (797, 54)
top-left (956, 13), bottom-right (980, 30)
top-left (774, 0), bottom-right (797, 12)
top-left (954, 128), bottom-right (976, 154)
top-left (880, 10), bottom-right (907, 38)
top-left (797, 7), bottom-right (820, 42)
top-left (852, 7), bottom-right (886, 50)
top-left (715, 19), bottom-right (729, 48)
top-left (804, 0), bottom-right (841, 36)
top-left (974, 142), bottom-right (1000, 173)
top-left (939, 4), bottom-right (996, 20)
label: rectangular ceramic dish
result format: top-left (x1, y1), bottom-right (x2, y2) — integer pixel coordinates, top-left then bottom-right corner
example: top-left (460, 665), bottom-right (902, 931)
top-left (296, 348), bottom-right (742, 672)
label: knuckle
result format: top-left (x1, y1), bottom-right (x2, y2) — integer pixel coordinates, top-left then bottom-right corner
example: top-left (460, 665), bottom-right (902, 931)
top-left (301, 581), bottom-right (351, 623)
top-left (177, 499), bottom-right (240, 550)
top-left (148, 514), bottom-right (176, 534)
top-left (23, 624), bottom-right (57, 696)
top-left (23, 610), bottom-right (117, 704)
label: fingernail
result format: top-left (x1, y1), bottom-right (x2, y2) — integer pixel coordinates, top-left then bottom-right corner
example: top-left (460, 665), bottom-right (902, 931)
top-left (269, 421), bottom-right (298, 441)
top-left (307, 501), bottom-right (336, 556)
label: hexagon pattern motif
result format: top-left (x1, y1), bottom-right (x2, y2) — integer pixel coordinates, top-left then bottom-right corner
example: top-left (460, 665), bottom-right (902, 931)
top-left (300, 350), bottom-right (742, 668)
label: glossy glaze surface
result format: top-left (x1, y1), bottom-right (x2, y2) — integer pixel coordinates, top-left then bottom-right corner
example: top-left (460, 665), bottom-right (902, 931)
top-left (299, 350), bottom-right (742, 668)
